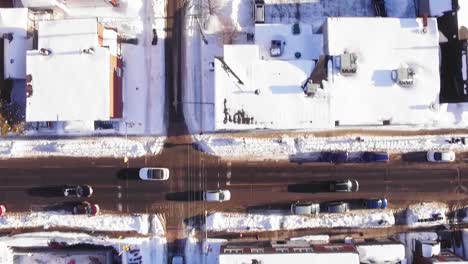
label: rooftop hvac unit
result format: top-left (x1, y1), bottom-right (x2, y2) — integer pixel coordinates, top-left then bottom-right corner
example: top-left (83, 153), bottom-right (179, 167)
top-left (392, 66), bottom-right (415, 86)
top-left (340, 52), bottom-right (357, 74)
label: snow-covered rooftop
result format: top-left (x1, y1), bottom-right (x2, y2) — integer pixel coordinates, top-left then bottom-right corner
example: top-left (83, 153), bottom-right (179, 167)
top-left (0, 8), bottom-right (29, 36)
top-left (26, 18), bottom-right (113, 122)
top-left (219, 252), bottom-right (360, 264)
top-left (255, 23), bottom-right (322, 60)
top-left (356, 243), bottom-right (405, 264)
top-left (325, 17), bottom-right (441, 126)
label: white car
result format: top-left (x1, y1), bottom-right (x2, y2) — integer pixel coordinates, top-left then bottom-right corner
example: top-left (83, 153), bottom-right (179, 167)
top-left (427, 150), bottom-right (455, 163)
top-left (139, 167), bottom-right (170, 180)
top-left (204, 190), bottom-right (231, 202)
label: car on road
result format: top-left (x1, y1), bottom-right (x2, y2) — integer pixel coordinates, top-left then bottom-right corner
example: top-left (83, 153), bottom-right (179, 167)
top-left (427, 150), bottom-right (455, 163)
top-left (63, 185), bottom-right (93, 198)
top-left (204, 190), bottom-right (231, 202)
top-left (329, 179), bottom-right (359, 192)
top-left (320, 151), bottom-right (349, 163)
top-left (72, 201), bottom-right (100, 216)
top-left (291, 202), bottom-right (320, 215)
top-left (0, 205), bottom-right (6, 216)
top-left (364, 198), bottom-right (388, 209)
top-left (326, 202), bottom-right (349, 213)
top-left (139, 167), bottom-right (170, 181)
top-left (360, 152), bottom-right (389, 162)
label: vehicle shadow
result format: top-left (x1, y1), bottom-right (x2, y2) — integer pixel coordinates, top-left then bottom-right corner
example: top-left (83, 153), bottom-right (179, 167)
top-left (247, 202), bottom-right (291, 214)
top-left (116, 168), bottom-right (141, 180)
top-left (287, 181), bottom-right (329, 193)
top-left (27, 186), bottom-right (66, 197)
top-left (401, 151), bottom-right (427, 162)
top-left (165, 191), bottom-right (204, 202)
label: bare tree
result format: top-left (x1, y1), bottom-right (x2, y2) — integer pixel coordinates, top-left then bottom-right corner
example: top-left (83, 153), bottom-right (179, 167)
top-left (201, 0), bottom-right (223, 16)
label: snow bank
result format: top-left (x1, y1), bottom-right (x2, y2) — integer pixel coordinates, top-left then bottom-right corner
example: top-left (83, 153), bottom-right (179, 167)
top-left (196, 134), bottom-right (465, 160)
top-left (406, 202), bottom-right (448, 226)
top-left (0, 212), bottom-right (165, 235)
top-left (0, 137), bottom-right (164, 158)
top-left (205, 211), bottom-right (394, 232)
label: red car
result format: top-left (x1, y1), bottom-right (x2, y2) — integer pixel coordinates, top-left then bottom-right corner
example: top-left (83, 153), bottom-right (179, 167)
top-left (72, 202), bottom-right (99, 216)
top-left (0, 205), bottom-right (6, 216)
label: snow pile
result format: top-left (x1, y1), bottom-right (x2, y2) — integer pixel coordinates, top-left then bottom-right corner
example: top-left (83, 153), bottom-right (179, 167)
top-left (356, 243), bottom-right (406, 264)
top-left (0, 232), bottom-right (166, 264)
top-left (406, 202), bottom-right (448, 226)
top-left (205, 211), bottom-right (394, 232)
top-left (0, 242), bottom-right (13, 263)
top-left (196, 134), bottom-right (464, 160)
top-left (0, 136), bottom-right (164, 158)
top-left (0, 213), bottom-right (165, 235)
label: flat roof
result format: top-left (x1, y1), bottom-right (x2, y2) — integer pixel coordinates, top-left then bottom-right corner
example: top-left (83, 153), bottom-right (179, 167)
top-left (214, 44), bottom-right (331, 130)
top-left (255, 23), bottom-right (323, 60)
top-left (325, 17), bottom-right (440, 126)
top-left (0, 8), bottom-right (28, 36)
top-left (26, 18), bottom-right (111, 122)
top-left (219, 252), bottom-right (360, 264)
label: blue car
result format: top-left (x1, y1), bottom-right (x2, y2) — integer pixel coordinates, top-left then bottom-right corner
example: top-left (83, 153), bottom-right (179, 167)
top-left (320, 151), bottom-right (349, 163)
top-left (361, 151), bottom-right (389, 162)
top-left (365, 198), bottom-right (388, 209)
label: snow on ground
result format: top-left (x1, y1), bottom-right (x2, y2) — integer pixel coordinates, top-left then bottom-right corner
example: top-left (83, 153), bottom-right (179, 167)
top-left (396, 232), bottom-right (438, 264)
top-left (185, 237), bottom-right (226, 264)
top-left (205, 211), bottom-right (394, 232)
top-left (0, 136), bottom-right (164, 158)
top-left (196, 133), bottom-right (466, 160)
top-left (0, 232), bottom-right (166, 264)
top-left (0, 212), bottom-right (165, 235)
top-left (406, 202), bottom-right (448, 227)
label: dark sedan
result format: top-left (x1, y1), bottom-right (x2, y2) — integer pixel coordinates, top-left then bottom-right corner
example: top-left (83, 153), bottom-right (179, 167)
top-left (320, 151), bottom-right (349, 163)
top-left (360, 152), bottom-right (389, 162)
top-left (329, 179), bottom-right (359, 192)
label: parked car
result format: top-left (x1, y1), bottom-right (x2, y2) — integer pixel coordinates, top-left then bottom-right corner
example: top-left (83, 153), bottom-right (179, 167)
top-left (139, 167), bottom-right (170, 180)
top-left (0, 205), bottom-right (6, 216)
top-left (427, 150), bottom-right (455, 163)
top-left (364, 198), bottom-right (388, 209)
top-left (204, 190), bottom-right (231, 202)
top-left (72, 201), bottom-right (100, 216)
top-left (326, 202), bottom-right (349, 213)
top-left (360, 151), bottom-right (389, 162)
top-left (291, 202), bottom-right (320, 215)
top-left (320, 151), bottom-right (349, 163)
top-left (253, 0), bottom-right (265, 23)
top-left (329, 179), bottom-right (359, 192)
top-left (63, 185), bottom-right (93, 198)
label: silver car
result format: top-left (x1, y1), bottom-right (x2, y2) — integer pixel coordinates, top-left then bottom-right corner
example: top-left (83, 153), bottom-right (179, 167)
top-left (291, 202), bottom-right (320, 215)
top-left (326, 202), bottom-right (349, 213)
top-left (204, 190), bottom-right (231, 202)
top-left (139, 167), bottom-right (170, 180)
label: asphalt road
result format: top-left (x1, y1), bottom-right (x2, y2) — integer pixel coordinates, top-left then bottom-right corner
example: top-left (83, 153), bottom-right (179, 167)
top-left (1, 146), bottom-right (468, 239)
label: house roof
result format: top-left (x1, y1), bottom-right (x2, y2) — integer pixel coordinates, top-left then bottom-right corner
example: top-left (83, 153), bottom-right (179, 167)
top-left (26, 18), bottom-right (112, 122)
top-left (356, 243), bottom-right (405, 264)
top-left (324, 17), bottom-right (440, 126)
top-left (219, 252), bottom-right (360, 264)
top-left (0, 8), bottom-right (28, 36)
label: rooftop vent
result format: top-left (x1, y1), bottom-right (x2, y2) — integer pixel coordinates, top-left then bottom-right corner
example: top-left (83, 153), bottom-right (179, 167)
top-left (339, 51), bottom-right (357, 74)
top-left (270, 40), bottom-right (283, 57)
top-left (392, 66), bottom-right (415, 86)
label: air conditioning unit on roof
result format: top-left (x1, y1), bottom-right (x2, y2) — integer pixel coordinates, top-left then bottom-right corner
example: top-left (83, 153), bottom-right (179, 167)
top-left (339, 51), bottom-right (357, 75)
top-left (392, 66), bottom-right (415, 87)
